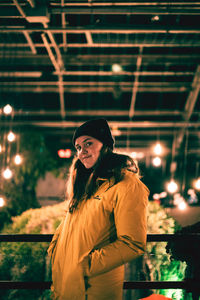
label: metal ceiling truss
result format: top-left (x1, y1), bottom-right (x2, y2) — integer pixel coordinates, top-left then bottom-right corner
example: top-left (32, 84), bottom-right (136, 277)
top-left (0, 0), bottom-right (199, 156)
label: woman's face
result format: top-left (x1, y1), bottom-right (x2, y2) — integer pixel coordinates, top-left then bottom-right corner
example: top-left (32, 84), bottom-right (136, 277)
top-left (75, 135), bottom-right (103, 169)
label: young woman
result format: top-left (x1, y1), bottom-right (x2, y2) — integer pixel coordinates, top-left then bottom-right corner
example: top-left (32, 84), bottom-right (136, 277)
top-left (48, 118), bottom-right (149, 300)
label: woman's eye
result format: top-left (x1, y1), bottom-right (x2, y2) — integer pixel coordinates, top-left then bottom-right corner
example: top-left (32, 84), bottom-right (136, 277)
top-left (85, 142), bottom-right (92, 147)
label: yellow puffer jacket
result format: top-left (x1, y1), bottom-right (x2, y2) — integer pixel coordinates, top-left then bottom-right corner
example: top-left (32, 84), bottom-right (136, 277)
top-left (48, 170), bottom-right (149, 300)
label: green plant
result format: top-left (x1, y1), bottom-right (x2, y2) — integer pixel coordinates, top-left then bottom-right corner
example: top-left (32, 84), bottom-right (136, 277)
top-left (0, 132), bottom-right (58, 230)
top-left (147, 202), bottom-right (189, 300)
top-left (0, 202), bottom-right (66, 300)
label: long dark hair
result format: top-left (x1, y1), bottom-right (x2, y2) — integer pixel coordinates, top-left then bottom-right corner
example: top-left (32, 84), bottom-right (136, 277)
top-left (67, 147), bottom-right (139, 213)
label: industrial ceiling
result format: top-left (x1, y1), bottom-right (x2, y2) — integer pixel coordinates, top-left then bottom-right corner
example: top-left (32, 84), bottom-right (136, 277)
top-left (0, 1), bottom-right (200, 192)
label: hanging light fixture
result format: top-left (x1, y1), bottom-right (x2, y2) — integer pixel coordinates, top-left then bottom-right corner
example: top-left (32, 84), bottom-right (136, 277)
top-left (3, 104), bottom-right (13, 115)
top-left (7, 131), bottom-right (16, 142)
top-left (151, 15), bottom-right (160, 22)
top-left (2, 167), bottom-right (13, 179)
top-left (152, 156), bottom-right (162, 167)
top-left (0, 196), bottom-right (5, 207)
top-left (194, 178), bottom-right (200, 191)
top-left (112, 64), bottom-right (122, 73)
top-left (178, 201), bottom-right (187, 210)
top-left (14, 154), bottom-right (22, 165)
top-left (153, 142), bottom-right (162, 155)
top-left (166, 179), bottom-right (178, 193)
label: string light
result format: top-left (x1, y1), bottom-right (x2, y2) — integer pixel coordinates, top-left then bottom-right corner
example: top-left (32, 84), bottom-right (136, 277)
top-left (131, 152), bottom-right (137, 159)
top-left (3, 104), bottom-right (13, 115)
top-left (14, 154), bottom-right (22, 165)
top-left (166, 179), bottom-right (178, 193)
top-left (7, 131), bottom-right (16, 142)
top-left (0, 144), bottom-right (2, 153)
top-left (112, 64), bottom-right (122, 73)
top-left (0, 196), bottom-right (5, 207)
top-left (178, 201), bottom-right (187, 210)
top-left (194, 178), bottom-right (200, 191)
top-left (57, 149), bottom-right (71, 158)
top-left (152, 156), bottom-right (162, 167)
top-left (151, 15), bottom-right (160, 22)
top-left (153, 143), bottom-right (162, 155)
top-left (2, 167), bottom-right (13, 179)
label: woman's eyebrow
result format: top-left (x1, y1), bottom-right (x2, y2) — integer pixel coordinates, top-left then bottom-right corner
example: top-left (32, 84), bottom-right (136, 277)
top-left (83, 138), bottom-right (92, 143)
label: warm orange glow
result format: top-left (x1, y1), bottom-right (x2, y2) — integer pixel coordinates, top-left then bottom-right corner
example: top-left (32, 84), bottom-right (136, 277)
top-left (3, 104), bottom-right (13, 115)
top-left (166, 179), bottom-right (178, 193)
top-left (7, 131), bottom-right (16, 142)
top-left (58, 149), bottom-right (72, 158)
top-left (14, 154), bottom-right (22, 165)
top-left (153, 143), bottom-right (162, 155)
top-left (2, 167), bottom-right (13, 179)
top-left (0, 196), bottom-right (5, 207)
top-left (152, 156), bottom-right (162, 167)
top-left (194, 178), bottom-right (200, 190)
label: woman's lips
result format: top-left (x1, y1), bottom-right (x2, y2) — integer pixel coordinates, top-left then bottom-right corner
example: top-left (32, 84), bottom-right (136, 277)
top-left (82, 156), bottom-right (92, 160)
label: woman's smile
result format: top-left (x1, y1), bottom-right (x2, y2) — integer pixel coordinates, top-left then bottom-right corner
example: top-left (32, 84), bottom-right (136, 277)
top-left (75, 135), bottom-right (103, 169)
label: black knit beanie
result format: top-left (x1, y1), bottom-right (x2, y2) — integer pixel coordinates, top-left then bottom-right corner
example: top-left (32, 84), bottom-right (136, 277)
top-left (73, 119), bottom-right (114, 150)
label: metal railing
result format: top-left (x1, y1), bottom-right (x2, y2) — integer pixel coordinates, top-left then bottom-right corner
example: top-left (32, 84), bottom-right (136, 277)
top-left (0, 233), bottom-right (199, 296)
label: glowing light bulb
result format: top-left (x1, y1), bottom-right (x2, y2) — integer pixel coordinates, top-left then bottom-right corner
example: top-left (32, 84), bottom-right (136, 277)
top-left (112, 64), bottom-right (122, 73)
top-left (0, 144), bottom-right (2, 153)
top-left (152, 156), bottom-right (162, 167)
top-left (14, 154), bottom-right (22, 165)
top-left (160, 191), bottom-right (167, 198)
top-left (3, 104), bottom-right (13, 115)
top-left (2, 167), bottom-right (13, 179)
top-left (0, 196), bottom-right (5, 207)
top-left (153, 193), bottom-right (160, 200)
top-left (7, 131), bottom-right (16, 142)
top-left (167, 179), bottom-right (178, 193)
top-left (154, 143), bottom-right (162, 155)
top-left (194, 178), bottom-right (200, 190)
top-left (131, 152), bottom-right (137, 159)
top-left (151, 15), bottom-right (160, 22)
top-left (178, 201), bottom-right (187, 210)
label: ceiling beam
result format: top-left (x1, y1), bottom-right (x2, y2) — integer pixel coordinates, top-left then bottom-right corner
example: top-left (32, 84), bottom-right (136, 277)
top-left (2, 3), bottom-right (200, 16)
top-left (50, 6), bottom-right (200, 15)
top-left (1, 42), bottom-right (200, 48)
top-left (41, 33), bottom-right (66, 119)
top-left (41, 33), bottom-right (60, 72)
top-left (61, 0), bottom-right (67, 52)
top-left (51, 2), bottom-right (200, 6)
top-left (2, 27), bottom-right (200, 34)
top-left (23, 31), bottom-right (37, 54)
top-left (0, 81), bottom-right (191, 87)
top-left (56, 71), bottom-right (194, 76)
top-left (0, 80), bottom-right (190, 93)
top-left (0, 120), bottom-right (199, 128)
top-left (2, 109), bottom-right (198, 117)
top-left (129, 47), bottom-right (143, 118)
top-left (0, 71), bottom-right (194, 77)
top-left (0, 86), bottom-right (189, 93)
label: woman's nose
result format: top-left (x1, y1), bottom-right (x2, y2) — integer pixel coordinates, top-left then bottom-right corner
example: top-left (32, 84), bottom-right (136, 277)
top-left (82, 146), bottom-right (88, 154)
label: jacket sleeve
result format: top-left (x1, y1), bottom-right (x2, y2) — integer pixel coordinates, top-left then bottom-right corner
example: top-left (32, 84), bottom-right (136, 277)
top-left (82, 178), bottom-right (149, 277)
top-left (47, 218), bottom-right (64, 258)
